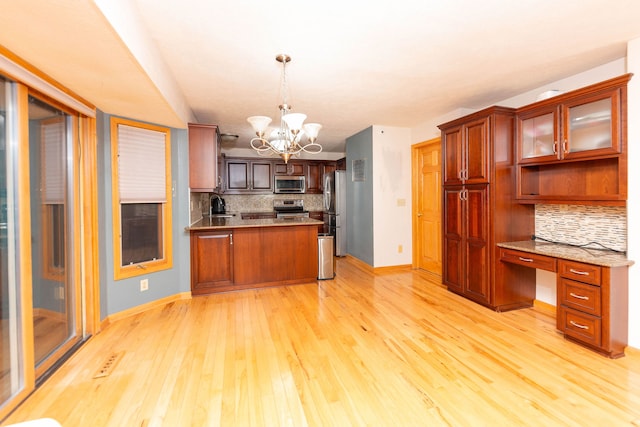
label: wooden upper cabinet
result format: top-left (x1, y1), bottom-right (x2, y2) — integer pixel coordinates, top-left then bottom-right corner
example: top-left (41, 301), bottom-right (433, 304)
top-left (251, 161), bottom-right (272, 191)
top-left (517, 80), bottom-right (625, 164)
top-left (188, 123), bottom-right (220, 192)
top-left (224, 158), bottom-right (273, 193)
top-left (442, 116), bottom-right (490, 186)
top-left (464, 116), bottom-right (490, 184)
top-left (226, 160), bottom-right (249, 191)
top-left (306, 162), bottom-right (323, 193)
top-left (274, 162), bottom-right (305, 175)
top-left (516, 74), bottom-right (631, 205)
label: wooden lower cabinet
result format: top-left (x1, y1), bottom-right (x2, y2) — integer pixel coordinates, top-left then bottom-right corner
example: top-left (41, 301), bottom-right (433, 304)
top-left (190, 224), bottom-right (318, 294)
top-left (190, 230), bottom-right (233, 295)
top-left (556, 259), bottom-right (628, 358)
top-left (500, 246), bottom-right (630, 358)
top-left (443, 184), bottom-right (490, 304)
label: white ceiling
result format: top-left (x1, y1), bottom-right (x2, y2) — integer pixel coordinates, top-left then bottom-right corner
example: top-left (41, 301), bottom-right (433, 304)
top-left (2, 1), bottom-right (640, 154)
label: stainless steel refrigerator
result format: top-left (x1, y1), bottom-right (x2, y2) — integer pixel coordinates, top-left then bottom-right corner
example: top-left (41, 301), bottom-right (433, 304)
top-left (323, 170), bottom-right (346, 256)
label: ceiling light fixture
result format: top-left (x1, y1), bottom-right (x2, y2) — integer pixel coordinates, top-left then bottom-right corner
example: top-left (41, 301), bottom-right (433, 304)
top-left (247, 54), bottom-right (322, 163)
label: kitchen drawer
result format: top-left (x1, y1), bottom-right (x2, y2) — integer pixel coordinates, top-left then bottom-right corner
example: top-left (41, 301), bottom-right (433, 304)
top-left (559, 306), bottom-right (601, 348)
top-left (559, 260), bottom-right (601, 286)
top-left (559, 278), bottom-right (601, 316)
top-left (499, 248), bottom-right (557, 272)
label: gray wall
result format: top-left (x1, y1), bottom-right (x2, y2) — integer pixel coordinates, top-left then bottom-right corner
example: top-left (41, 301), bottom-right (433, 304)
top-left (345, 127), bottom-right (374, 266)
top-left (97, 111), bottom-right (190, 319)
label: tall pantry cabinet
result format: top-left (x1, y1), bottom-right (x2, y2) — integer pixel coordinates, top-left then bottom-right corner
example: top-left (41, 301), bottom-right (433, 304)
top-left (439, 106), bottom-right (535, 311)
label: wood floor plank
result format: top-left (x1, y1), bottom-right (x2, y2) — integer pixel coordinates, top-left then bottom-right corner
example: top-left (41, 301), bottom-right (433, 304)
top-left (4, 256), bottom-right (640, 426)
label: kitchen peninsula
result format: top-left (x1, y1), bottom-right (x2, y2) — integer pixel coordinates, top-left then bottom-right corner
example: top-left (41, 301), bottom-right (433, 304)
top-left (188, 216), bottom-right (323, 295)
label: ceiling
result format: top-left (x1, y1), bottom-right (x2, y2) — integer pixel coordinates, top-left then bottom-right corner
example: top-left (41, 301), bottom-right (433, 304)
top-left (2, 1), bottom-right (640, 154)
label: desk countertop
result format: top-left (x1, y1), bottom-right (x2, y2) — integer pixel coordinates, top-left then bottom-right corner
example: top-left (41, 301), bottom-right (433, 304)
top-left (497, 240), bottom-right (634, 268)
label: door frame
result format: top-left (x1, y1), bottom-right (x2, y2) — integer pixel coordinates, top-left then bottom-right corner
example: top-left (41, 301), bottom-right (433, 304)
top-left (411, 137), bottom-right (442, 276)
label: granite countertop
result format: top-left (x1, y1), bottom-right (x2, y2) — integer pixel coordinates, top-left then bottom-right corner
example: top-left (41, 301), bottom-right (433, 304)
top-left (187, 215), bottom-right (323, 231)
top-left (498, 240), bottom-right (634, 268)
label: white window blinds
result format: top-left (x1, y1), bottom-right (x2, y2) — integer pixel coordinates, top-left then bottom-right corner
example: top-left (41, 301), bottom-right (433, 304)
top-left (117, 124), bottom-right (167, 203)
top-left (42, 118), bottom-right (66, 204)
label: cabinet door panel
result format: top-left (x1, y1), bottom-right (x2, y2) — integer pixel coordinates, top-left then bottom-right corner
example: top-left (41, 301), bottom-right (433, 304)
top-left (191, 231), bottom-right (233, 293)
top-left (443, 188), bottom-right (463, 291)
top-left (251, 162), bottom-right (272, 190)
top-left (227, 161), bottom-right (249, 190)
top-left (465, 117), bottom-right (490, 184)
top-left (443, 127), bottom-right (463, 185)
top-left (464, 185), bottom-right (489, 302)
top-left (188, 124), bottom-right (219, 191)
top-left (517, 106), bottom-right (561, 164)
top-left (563, 90), bottom-right (621, 160)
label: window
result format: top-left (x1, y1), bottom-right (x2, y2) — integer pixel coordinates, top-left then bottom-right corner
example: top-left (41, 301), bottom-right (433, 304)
top-left (40, 116), bottom-right (67, 280)
top-left (111, 117), bottom-right (172, 279)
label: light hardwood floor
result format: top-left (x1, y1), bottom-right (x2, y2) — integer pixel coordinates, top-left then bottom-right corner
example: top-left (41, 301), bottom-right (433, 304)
top-left (3, 256), bottom-right (640, 426)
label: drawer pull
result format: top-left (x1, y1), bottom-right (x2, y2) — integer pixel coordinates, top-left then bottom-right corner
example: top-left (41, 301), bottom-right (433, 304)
top-left (569, 292), bottom-right (589, 301)
top-left (569, 320), bottom-right (589, 330)
top-left (518, 257), bottom-right (534, 262)
top-left (569, 268), bottom-right (589, 276)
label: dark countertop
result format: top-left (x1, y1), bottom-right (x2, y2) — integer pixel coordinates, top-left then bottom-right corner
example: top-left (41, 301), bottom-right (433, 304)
top-left (497, 240), bottom-right (634, 268)
top-left (187, 215), bottom-right (323, 231)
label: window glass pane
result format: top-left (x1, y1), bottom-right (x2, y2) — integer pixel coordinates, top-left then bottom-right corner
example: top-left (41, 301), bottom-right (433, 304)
top-left (121, 203), bottom-right (163, 266)
top-left (521, 113), bottom-right (554, 158)
top-left (569, 98), bottom-right (612, 152)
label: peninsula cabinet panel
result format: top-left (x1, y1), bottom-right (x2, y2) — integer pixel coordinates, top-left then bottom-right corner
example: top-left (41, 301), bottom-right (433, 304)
top-left (232, 226), bottom-right (318, 286)
top-left (190, 231), bottom-right (233, 294)
top-left (440, 106), bottom-right (535, 311)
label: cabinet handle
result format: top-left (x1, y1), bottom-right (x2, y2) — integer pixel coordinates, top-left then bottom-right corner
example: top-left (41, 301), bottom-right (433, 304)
top-left (463, 169), bottom-right (468, 181)
top-left (569, 268), bottom-right (589, 276)
top-left (459, 170), bottom-right (463, 181)
top-left (569, 320), bottom-right (589, 330)
top-left (569, 292), bottom-right (589, 300)
top-left (463, 189), bottom-right (468, 201)
top-left (518, 257), bottom-right (533, 263)
top-left (563, 139), bottom-right (569, 154)
top-left (230, 234), bottom-right (233, 245)
top-left (553, 141), bottom-right (558, 154)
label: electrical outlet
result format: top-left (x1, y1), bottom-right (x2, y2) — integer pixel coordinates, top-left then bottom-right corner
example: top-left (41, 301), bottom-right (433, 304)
top-left (140, 279), bottom-right (149, 292)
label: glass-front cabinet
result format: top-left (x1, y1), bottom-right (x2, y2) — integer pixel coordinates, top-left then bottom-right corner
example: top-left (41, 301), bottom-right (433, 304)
top-left (516, 74), bottom-right (630, 205)
top-left (517, 86), bottom-right (622, 164)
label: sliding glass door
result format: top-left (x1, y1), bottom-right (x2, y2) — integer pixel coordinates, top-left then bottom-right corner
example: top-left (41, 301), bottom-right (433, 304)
top-left (0, 66), bottom-right (95, 417)
top-left (28, 96), bottom-right (81, 377)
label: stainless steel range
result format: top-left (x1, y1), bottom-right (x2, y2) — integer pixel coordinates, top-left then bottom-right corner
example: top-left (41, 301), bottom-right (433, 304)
top-left (273, 199), bottom-right (310, 219)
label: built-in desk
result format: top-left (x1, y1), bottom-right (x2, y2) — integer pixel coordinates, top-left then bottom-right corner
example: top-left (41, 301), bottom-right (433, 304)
top-left (498, 240), bottom-right (634, 358)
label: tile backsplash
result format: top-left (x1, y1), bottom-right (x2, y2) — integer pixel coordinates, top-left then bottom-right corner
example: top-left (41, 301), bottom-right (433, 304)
top-left (190, 193), bottom-right (323, 224)
top-left (535, 204), bottom-right (627, 252)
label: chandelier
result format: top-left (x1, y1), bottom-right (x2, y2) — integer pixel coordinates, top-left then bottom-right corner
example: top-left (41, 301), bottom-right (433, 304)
top-left (247, 54), bottom-right (322, 163)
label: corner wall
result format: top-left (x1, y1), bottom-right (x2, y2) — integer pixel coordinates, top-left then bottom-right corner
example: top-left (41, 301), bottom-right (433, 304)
top-left (371, 126), bottom-right (412, 267)
top-left (346, 127), bottom-right (374, 265)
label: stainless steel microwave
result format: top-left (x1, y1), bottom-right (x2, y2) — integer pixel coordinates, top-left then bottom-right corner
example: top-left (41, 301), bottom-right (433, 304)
top-left (274, 175), bottom-right (306, 193)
